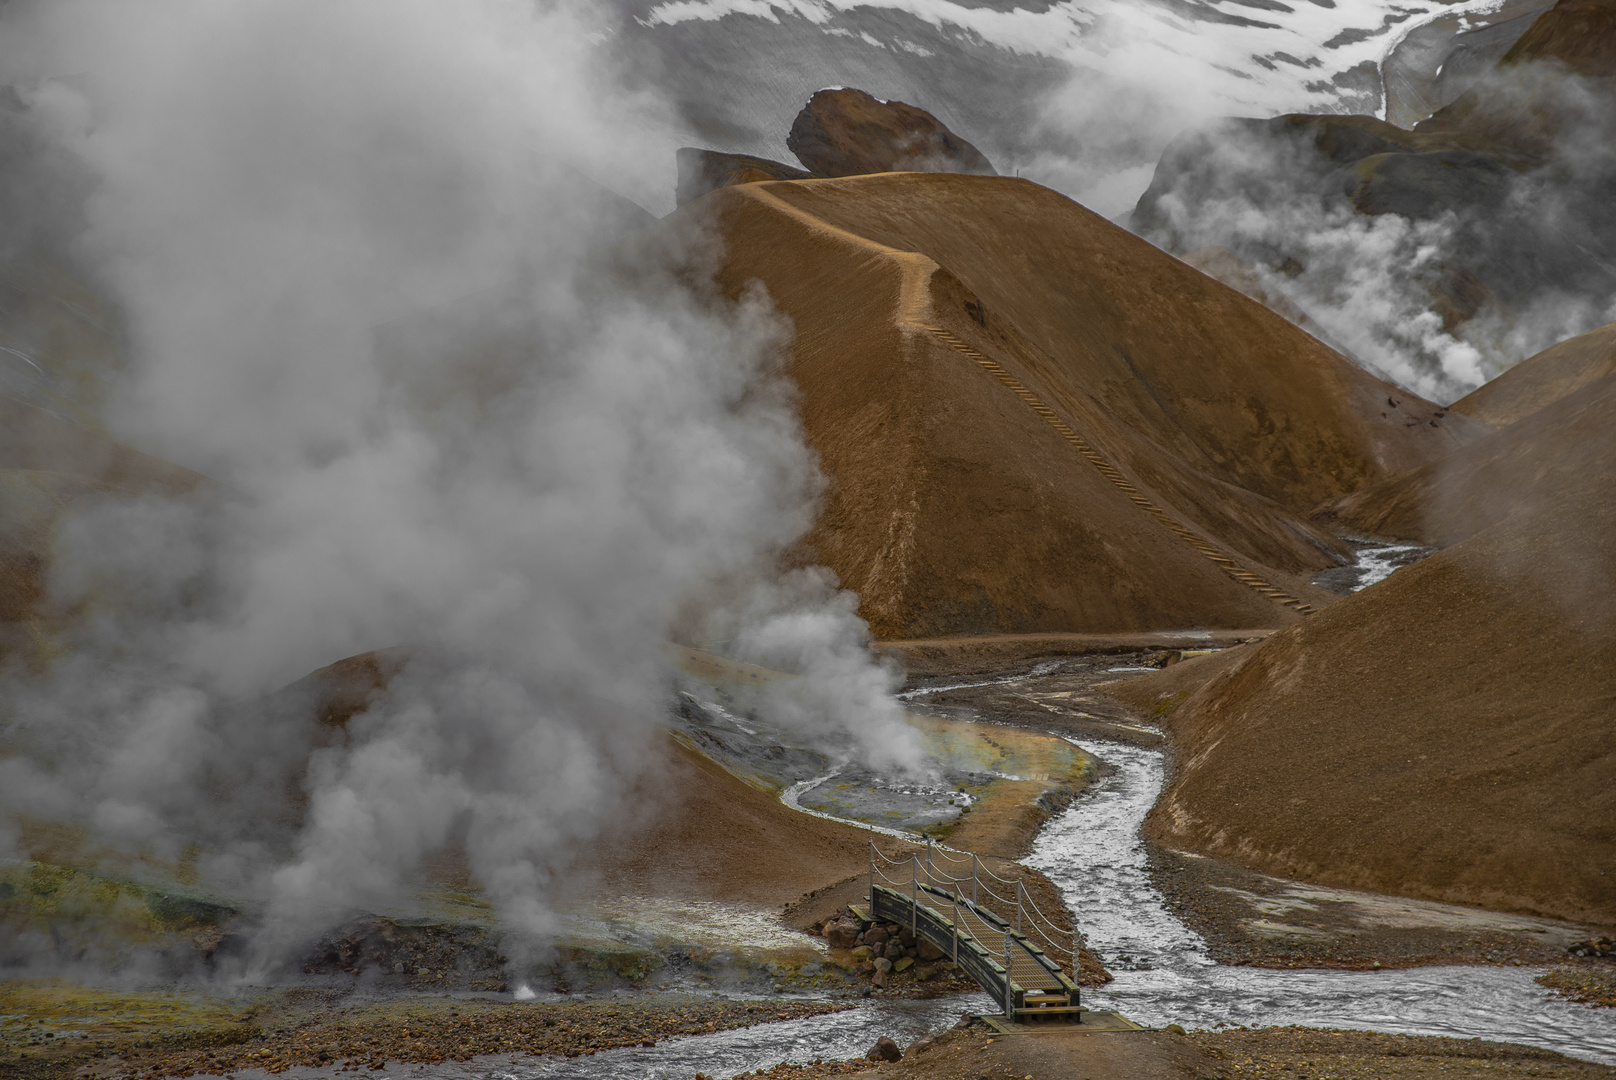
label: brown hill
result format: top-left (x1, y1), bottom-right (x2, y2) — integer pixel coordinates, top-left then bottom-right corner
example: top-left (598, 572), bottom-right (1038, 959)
top-left (1314, 369), bottom-right (1616, 545)
top-left (682, 173), bottom-right (1479, 639)
top-left (1449, 319), bottom-right (1616, 427)
top-left (1114, 376), bottom-right (1616, 926)
top-left (1500, 0), bottom-right (1616, 78)
top-left (786, 88), bottom-right (996, 178)
top-left (0, 396), bottom-right (209, 637)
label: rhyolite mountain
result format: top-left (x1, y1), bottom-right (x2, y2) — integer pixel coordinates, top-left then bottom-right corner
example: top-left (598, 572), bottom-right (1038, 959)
top-left (674, 169), bottom-right (1479, 639)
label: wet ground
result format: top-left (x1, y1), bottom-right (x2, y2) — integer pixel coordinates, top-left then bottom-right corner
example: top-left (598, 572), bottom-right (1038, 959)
top-left (7, 643), bottom-right (1614, 1080)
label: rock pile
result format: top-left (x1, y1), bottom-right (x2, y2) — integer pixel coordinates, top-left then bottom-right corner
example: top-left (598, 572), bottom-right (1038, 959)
top-left (813, 910), bottom-right (952, 988)
top-left (1568, 937), bottom-right (1614, 959)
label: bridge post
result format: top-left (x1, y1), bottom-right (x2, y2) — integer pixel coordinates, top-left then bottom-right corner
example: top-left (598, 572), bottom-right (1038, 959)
top-left (925, 836), bottom-right (933, 886)
top-left (868, 842), bottom-right (875, 908)
top-left (951, 894), bottom-right (959, 963)
top-left (1016, 878), bottom-right (1024, 934)
top-left (1003, 930), bottom-right (1014, 1019)
top-left (910, 855), bottom-right (918, 933)
top-left (972, 853), bottom-right (979, 905)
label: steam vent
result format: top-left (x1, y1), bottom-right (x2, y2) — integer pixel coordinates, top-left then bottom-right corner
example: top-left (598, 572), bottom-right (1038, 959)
top-left (2, 2), bottom-right (1614, 1077)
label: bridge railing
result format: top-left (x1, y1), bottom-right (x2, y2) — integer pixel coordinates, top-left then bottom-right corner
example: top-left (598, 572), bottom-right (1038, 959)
top-left (868, 839), bottom-right (1082, 983)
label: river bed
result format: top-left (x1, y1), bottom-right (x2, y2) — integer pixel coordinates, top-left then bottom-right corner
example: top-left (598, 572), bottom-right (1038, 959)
top-left (1026, 739), bottom-right (1616, 1066)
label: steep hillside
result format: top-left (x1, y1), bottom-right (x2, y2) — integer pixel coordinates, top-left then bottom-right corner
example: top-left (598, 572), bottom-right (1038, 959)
top-left (687, 172), bottom-right (1477, 639)
top-left (1315, 370), bottom-right (1616, 545)
top-left (1450, 319), bottom-right (1616, 427)
top-left (1116, 376), bottom-right (1616, 925)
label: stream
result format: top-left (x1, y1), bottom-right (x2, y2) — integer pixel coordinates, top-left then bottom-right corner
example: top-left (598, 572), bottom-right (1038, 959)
top-left (341, 738), bottom-right (1612, 1079)
top-left (1025, 740), bottom-right (1616, 1065)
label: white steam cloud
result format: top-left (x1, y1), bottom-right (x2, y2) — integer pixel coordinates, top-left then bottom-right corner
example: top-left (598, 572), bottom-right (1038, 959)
top-left (0, 0), bottom-right (918, 972)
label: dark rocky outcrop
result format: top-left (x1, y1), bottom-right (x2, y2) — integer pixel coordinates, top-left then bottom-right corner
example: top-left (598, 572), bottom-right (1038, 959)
top-left (786, 88), bottom-right (995, 178)
top-left (674, 148), bottom-right (814, 207)
top-left (1132, 0), bottom-right (1616, 357)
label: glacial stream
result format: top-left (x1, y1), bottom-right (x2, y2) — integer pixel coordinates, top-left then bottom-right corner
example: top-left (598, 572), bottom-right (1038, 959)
top-left (341, 740), bottom-right (1612, 1079)
top-left (1025, 740), bottom-right (1616, 1066)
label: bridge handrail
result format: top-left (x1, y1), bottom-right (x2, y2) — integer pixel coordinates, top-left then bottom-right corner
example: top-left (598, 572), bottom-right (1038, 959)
top-left (869, 840), bottom-right (1078, 975)
top-left (913, 881), bottom-right (1075, 986)
top-left (1020, 912), bottom-right (1076, 960)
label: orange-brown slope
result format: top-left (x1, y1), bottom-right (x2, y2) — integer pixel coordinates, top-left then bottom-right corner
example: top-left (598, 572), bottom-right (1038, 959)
top-left (566, 734), bottom-right (876, 909)
top-left (1314, 370), bottom-right (1616, 545)
top-left (1450, 319), bottom-right (1616, 427)
top-left (686, 173), bottom-right (1471, 638)
top-left (759, 173), bottom-right (1480, 514)
top-left (1122, 380), bottom-right (1616, 925)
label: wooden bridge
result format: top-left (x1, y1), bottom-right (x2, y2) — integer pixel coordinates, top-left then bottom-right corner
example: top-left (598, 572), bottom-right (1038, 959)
top-left (866, 842), bottom-right (1086, 1024)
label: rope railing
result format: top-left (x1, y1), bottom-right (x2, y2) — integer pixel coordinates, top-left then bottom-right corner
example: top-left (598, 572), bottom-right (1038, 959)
top-left (867, 838), bottom-right (1080, 977)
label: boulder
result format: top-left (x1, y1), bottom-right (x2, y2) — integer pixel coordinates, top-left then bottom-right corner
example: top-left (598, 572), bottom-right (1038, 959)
top-left (787, 88), bottom-right (995, 178)
top-left (883, 941), bottom-right (905, 961)
top-left (861, 926), bottom-right (890, 950)
top-left (675, 148), bottom-right (814, 207)
top-left (824, 918), bottom-right (861, 949)
top-left (916, 939), bottom-right (945, 962)
top-left (893, 956), bottom-right (914, 973)
top-left (866, 1037), bottom-right (903, 1062)
top-left (850, 945), bottom-right (875, 962)
top-left (873, 957), bottom-right (893, 973)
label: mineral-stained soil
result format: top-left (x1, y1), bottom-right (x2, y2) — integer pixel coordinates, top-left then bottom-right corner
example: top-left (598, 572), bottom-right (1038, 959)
top-left (563, 731), bottom-right (883, 910)
top-left (688, 171), bottom-right (1475, 638)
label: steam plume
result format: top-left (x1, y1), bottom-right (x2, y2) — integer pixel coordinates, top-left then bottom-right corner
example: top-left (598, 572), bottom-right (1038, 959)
top-left (0, 0), bottom-right (917, 973)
